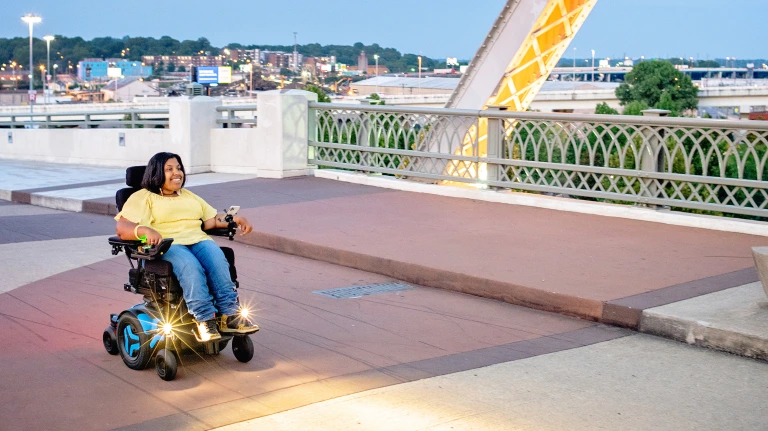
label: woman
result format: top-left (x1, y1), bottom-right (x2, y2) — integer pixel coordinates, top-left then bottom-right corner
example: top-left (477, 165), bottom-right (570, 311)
top-left (115, 152), bottom-right (256, 341)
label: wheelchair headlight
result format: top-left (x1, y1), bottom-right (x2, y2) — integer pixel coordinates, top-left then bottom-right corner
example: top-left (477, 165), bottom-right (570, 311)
top-left (162, 323), bottom-right (174, 336)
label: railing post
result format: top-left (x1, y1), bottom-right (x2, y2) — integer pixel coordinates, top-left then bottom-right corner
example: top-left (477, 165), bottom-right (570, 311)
top-left (228, 109), bottom-right (234, 129)
top-left (131, 112), bottom-right (137, 128)
top-left (10, 116), bottom-right (16, 129)
top-left (307, 106), bottom-right (317, 162)
top-left (639, 109), bottom-right (670, 209)
top-left (485, 116), bottom-right (502, 185)
top-left (84, 114), bottom-right (91, 129)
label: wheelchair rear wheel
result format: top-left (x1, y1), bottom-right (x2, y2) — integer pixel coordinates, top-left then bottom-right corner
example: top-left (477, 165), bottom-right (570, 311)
top-left (232, 335), bottom-right (254, 363)
top-left (117, 313), bottom-right (153, 370)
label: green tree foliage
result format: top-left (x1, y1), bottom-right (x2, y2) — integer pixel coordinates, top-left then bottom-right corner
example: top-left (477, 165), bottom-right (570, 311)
top-left (615, 61), bottom-right (699, 113)
top-left (622, 100), bottom-right (649, 116)
top-left (595, 102), bottom-right (618, 115)
top-left (305, 84), bottom-right (330, 103)
top-left (0, 36), bottom-right (446, 75)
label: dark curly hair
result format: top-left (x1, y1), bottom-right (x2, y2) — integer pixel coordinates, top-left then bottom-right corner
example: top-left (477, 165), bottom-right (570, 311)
top-left (141, 152), bottom-right (186, 194)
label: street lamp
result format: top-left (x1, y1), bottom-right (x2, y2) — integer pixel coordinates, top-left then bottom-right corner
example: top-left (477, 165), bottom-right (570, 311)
top-left (591, 49), bottom-right (595, 82)
top-left (572, 48), bottom-right (576, 81)
top-left (417, 56), bottom-right (422, 92)
top-left (374, 54), bottom-right (379, 96)
top-left (21, 14), bottom-right (42, 118)
top-left (44, 35), bottom-right (54, 104)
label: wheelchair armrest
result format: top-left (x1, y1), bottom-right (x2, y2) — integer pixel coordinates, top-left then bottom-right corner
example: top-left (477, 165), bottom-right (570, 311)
top-left (205, 228), bottom-right (231, 237)
top-left (108, 236), bottom-right (174, 259)
top-left (204, 220), bottom-right (238, 241)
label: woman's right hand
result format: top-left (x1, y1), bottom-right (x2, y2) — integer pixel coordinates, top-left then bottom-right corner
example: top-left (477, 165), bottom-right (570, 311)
top-left (140, 227), bottom-right (163, 246)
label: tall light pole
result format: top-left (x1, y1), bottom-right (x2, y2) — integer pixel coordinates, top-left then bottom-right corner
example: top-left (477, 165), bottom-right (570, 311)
top-left (417, 55), bottom-right (422, 92)
top-left (591, 49), bottom-right (595, 82)
top-left (572, 47), bottom-right (576, 82)
top-left (374, 54), bottom-right (379, 95)
top-left (22, 14), bottom-right (42, 118)
top-left (44, 35), bottom-right (54, 104)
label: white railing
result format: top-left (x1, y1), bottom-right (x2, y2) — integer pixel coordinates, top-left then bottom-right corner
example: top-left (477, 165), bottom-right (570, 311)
top-left (0, 108), bottom-right (169, 128)
top-left (309, 102), bottom-right (768, 218)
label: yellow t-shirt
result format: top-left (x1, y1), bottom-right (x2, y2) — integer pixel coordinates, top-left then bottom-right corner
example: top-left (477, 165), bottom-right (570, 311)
top-left (115, 188), bottom-right (219, 245)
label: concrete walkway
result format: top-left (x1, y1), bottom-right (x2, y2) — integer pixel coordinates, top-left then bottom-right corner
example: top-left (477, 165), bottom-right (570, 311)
top-left (1, 159), bottom-right (767, 430)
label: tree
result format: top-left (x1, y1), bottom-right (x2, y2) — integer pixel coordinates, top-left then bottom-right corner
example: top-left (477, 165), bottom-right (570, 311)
top-left (166, 62), bottom-right (175, 73)
top-left (615, 60), bottom-right (698, 113)
top-left (622, 100), bottom-right (649, 116)
top-left (655, 90), bottom-right (678, 116)
top-left (305, 84), bottom-right (330, 103)
top-left (595, 102), bottom-right (618, 115)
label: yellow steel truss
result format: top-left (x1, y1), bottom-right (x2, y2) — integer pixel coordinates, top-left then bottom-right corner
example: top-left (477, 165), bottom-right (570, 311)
top-left (487, 0), bottom-right (597, 112)
top-left (447, 0), bottom-right (597, 180)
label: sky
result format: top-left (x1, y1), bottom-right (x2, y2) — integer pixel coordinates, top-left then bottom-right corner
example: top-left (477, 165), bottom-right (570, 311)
top-left (5, 0), bottom-right (766, 61)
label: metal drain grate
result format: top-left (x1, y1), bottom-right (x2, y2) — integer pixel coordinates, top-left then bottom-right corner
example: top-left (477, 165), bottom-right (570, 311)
top-left (313, 282), bottom-right (413, 299)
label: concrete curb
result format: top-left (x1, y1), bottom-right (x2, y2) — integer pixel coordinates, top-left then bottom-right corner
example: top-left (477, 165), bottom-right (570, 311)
top-left (314, 169), bottom-right (768, 237)
top-left (640, 310), bottom-right (768, 361)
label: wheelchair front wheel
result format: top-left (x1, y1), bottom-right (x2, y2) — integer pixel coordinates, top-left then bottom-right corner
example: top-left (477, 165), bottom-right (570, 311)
top-left (103, 328), bottom-right (119, 355)
top-left (231, 335), bottom-right (254, 363)
top-left (117, 313), bottom-right (153, 370)
top-left (155, 349), bottom-right (178, 381)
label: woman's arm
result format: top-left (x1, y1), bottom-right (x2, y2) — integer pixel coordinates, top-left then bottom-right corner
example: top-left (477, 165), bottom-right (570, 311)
top-left (116, 217), bottom-right (163, 245)
top-left (202, 215), bottom-right (253, 235)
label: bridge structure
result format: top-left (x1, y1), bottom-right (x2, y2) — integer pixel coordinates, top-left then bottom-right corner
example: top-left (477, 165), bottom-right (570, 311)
top-left (1, 2), bottom-right (768, 430)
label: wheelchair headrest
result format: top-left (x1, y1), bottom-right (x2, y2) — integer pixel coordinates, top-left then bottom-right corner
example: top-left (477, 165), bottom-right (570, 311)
top-left (126, 166), bottom-right (146, 188)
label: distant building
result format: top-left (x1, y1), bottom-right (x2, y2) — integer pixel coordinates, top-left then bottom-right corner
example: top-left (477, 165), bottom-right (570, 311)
top-left (77, 60), bottom-right (152, 80)
top-left (101, 77), bottom-right (159, 102)
top-left (350, 76), bottom-right (458, 96)
top-left (358, 51), bottom-right (369, 74)
top-left (141, 55), bottom-right (224, 69)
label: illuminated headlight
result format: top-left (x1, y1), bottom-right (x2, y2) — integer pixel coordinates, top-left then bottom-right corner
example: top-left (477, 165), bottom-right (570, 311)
top-left (162, 323), bottom-right (174, 336)
top-left (240, 308), bottom-right (249, 318)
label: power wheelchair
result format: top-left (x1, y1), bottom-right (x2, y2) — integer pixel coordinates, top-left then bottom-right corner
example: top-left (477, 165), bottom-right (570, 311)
top-left (102, 166), bottom-right (258, 381)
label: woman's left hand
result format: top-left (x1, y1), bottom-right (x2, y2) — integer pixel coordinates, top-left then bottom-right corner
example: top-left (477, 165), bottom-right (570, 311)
top-left (233, 216), bottom-right (253, 235)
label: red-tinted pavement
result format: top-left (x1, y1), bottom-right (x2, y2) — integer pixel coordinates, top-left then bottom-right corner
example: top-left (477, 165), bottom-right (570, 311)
top-left (0, 235), bottom-right (624, 430)
top-left (175, 177), bottom-right (760, 327)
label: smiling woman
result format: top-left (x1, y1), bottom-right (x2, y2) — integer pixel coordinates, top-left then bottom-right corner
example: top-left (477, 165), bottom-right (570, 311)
top-left (114, 151), bottom-right (257, 341)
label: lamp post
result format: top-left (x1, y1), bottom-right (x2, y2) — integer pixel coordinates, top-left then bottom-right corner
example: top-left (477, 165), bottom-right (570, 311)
top-left (53, 64), bottom-right (58, 91)
top-left (374, 54), bottom-right (379, 96)
top-left (591, 49), bottom-right (595, 82)
top-left (44, 35), bottom-right (54, 104)
top-left (39, 66), bottom-right (46, 105)
top-left (22, 14), bottom-right (42, 119)
top-left (417, 55), bottom-right (422, 92)
top-left (572, 47), bottom-right (576, 81)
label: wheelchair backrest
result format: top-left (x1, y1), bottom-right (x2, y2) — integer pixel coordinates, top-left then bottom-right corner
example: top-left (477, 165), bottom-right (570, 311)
top-left (116, 165), bottom-right (146, 211)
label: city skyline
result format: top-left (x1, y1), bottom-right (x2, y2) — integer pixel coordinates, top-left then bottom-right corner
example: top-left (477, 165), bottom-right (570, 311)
top-left (3, 0), bottom-right (765, 61)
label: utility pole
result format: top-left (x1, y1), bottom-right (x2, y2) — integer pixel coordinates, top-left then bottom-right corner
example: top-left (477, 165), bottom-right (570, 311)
top-left (293, 32), bottom-right (298, 76)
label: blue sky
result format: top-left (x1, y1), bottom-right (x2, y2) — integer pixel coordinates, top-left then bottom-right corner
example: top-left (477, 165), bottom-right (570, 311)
top-left (6, 0), bottom-right (765, 60)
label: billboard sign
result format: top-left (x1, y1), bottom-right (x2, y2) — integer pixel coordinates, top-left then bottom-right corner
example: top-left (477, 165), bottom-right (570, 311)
top-left (107, 67), bottom-right (122, 78)
top-left (217, 66), bottom-right (232, 84)
top-left (197, 66), bottom-right (232, 84)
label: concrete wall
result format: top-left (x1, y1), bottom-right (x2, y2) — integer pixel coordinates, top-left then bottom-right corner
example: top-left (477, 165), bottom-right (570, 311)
top-left (0, 128), bottom-right (171, 167)
top-left (0, 91), bottom-right (316, 178)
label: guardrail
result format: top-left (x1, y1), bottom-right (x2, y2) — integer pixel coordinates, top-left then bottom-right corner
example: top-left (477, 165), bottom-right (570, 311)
top-left (216, 105), bottom-right (257, 128)
top-left (309, 102), bottom-right (768, 218)
top-left (0, 108), bottom-right (169, 128)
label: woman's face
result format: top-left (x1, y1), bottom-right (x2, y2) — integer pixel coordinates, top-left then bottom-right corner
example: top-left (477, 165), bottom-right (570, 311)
top-left (162, 158), bottom-right (184, 193)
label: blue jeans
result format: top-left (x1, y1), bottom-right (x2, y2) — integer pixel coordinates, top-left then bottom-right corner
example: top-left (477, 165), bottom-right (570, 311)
top-left (161, 240), bottom-right (239, 322)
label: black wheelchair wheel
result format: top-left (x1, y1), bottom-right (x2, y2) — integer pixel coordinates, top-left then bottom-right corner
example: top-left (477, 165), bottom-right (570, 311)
top-left (218, 339), bottom-right (230, 352)
top-left (117, 313), bottom-right (153, 370)
top-left (103, 329), bottom-right (119, 355)
top-left (231, 335), bottom-right (254, 363)
top-left (155, 349), bottom-right (178, 381)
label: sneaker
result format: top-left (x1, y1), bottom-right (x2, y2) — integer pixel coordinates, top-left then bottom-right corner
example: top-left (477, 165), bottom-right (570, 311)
top-left (219, 314), bottom-right (259, 333)
top-left (196, 319), bottom-right (222, 342)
